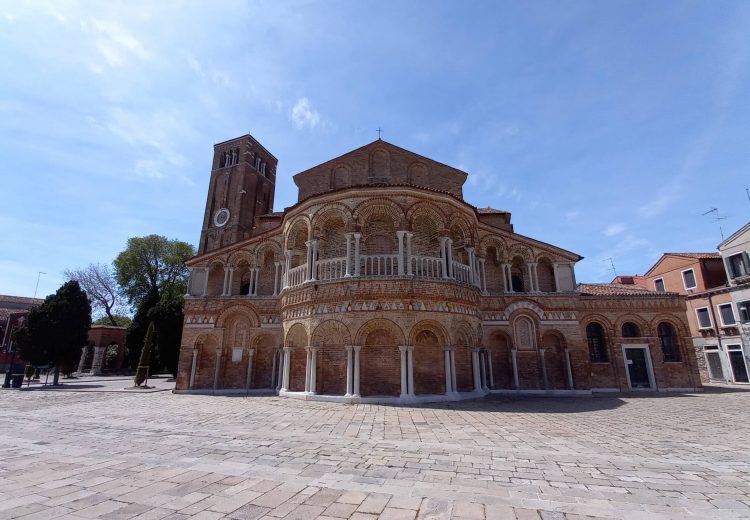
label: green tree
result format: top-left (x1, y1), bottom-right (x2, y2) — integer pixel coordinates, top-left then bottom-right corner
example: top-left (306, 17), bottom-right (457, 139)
top-left (93, 315), bottom-right (132, 327)
top-left (134, 322), bottom-right (155, 387)
top-left (149, 296), bottom-right (185, 377)
top-left (125, 288), bottom-right (160, 370)
top-left (113, 235), bottom-right (195, 307)
top-left (14, 281), bottom-right (91, 385)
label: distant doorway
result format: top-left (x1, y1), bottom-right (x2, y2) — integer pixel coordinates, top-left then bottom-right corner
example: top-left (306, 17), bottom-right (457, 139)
top-left (727, 344), bottom-right (749, 383)
top-left (623, 346), bottom-right (654, 390)
top-left (704, 345), bottom-right (725, 381)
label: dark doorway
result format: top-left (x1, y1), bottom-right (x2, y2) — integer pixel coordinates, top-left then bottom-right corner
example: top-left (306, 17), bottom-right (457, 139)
top-left (728, 350), bottom-right (749, 383)
top-left (625, 348), bottom-right (651, 389)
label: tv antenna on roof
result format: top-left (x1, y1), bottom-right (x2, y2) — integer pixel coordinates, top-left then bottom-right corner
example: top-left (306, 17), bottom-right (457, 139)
top-left (604, 257), bottom-right (617, 278)
top-left (702, 207), bottom-right (726, 241)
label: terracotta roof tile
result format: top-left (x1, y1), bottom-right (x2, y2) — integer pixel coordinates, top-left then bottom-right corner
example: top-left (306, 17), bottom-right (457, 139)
top-left (577, 283), bottom-right (676, 296)
top-left (666, 252), bottom-right (721, 259)
top-left (0, 295), bottom-right (44, 306)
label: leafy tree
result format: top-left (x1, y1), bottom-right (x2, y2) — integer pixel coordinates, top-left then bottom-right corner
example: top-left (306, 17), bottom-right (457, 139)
top-left (64, 263), bottom-right (125, 326)
top-left (125, 288), bottom-right (160, 370)
top-left (14, 281), bottom-right (91, 385)
top-left (93, 315), bottom-right (132, 327)
top-left (134, 322), bottom-right (155, 387)
top-left (114, 235), bottom-right (195, 307)
top-left (149, 296), bottom-right (185, 377)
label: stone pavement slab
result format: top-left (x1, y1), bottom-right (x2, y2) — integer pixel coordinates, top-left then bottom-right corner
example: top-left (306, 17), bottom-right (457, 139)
top-left (1, 388), bottom-right (750, 519)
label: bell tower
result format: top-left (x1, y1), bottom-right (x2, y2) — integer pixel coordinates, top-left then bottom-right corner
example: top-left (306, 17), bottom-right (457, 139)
top-left (198, 134), bottom-right (278, 254)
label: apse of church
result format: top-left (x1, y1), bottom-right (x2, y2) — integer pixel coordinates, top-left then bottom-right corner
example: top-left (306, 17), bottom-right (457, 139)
top-left (176, 135), bottom-right (700, 402)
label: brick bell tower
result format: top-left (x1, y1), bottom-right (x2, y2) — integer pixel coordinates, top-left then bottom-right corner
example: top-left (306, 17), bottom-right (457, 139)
top-left (198, 134), bottom-right (278, 254)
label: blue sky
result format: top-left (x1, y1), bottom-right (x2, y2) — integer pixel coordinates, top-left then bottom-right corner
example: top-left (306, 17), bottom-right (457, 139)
top-left (2, 1), bottom-right (750, 300)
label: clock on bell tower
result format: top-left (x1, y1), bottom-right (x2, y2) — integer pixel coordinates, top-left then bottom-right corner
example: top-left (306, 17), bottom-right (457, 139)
top-left (198, 134), bottom-right (278, 254)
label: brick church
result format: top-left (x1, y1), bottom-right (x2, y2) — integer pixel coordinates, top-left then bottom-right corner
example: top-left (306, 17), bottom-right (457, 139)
top-left (175, 134), bottom-right (701, 402)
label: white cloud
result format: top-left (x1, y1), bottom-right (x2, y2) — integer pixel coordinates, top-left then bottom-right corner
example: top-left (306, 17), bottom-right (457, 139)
top-left (289, 97), bottom-right (321, 130)
top-left (604, 223), bottom-right (626, 237)
top-left (80, 17), bottom-right (149, 68)
top-left (638, 192), bottom-right (676, 218)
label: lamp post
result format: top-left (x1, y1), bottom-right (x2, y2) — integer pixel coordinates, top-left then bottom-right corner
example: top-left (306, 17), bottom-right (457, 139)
top-left (34, 271), bottom-right (46, 299)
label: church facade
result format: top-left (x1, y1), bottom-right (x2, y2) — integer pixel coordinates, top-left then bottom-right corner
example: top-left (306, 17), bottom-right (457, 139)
top-left (174, 134), bottom-right (701, 402)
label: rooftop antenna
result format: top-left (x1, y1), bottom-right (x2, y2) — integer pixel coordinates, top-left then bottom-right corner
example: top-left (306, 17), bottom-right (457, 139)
top-left (702, 207), bottom-right (726, 241)
top-left (604, 257), bottom-right (617, 278)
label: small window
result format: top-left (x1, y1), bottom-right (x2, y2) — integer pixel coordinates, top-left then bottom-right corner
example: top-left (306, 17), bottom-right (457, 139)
top-left (727, 253), bottom-right (750, 279)
top-left (695, 307), bottom-right (712, 329)
top-left (682, 269), bottom-right (697, 290)
top-left (621, 322), bottom-right (641, 338)
top-left (658, 322), bottom-right (681, 362)
top-left (718, 303), bottom-right (736, 326)
top-left (586, 322), bottom-right (609, 363)
top-left (739, 300), bottom-right (750, 323)
top-left (255, 157), bottom-right (261, 170)
top-left (654, 278), bottom-right (665, 292)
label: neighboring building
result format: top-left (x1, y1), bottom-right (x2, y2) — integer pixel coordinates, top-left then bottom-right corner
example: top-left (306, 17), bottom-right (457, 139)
top-left (718, 222), bottom-right (750, 383)
top-left (76, 326), bottom-right (128, 375)
top-left (175, 134), bottom-right (700, 402)
top-left (0, 294), bottom-right (44, 373)
top-left (643, 252), bottom-right (749, 384)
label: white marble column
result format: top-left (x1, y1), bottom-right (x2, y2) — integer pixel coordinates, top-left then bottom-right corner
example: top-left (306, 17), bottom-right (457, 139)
top-left (277, 349), bottom-right (284, 390)
top-left (511, 349), bottom-right (519, 389)
top-left (283, 251), bottom-right (291, 288)
top-left (446, 238), bottom-right (454, 278)
top-left (539, 348), bottom-right (548, 390)
top-left (245, 348), bottom-right (255, 389)
top-left (221, 267), bottom-right (230, 296)
top-left (450, 349), bottom-right (458, 394)
top-left (185, 267), bottom-right (193, 297)
top-left (407, 345), bottom-right (415, 397)
top-left (353, 345), bottom-right (361, 397)
top-left (396, 230), bottom-right (406, 275)
top-left (479, 350), bottom-right (488, 390)
top-left (305, 240), bottom-right (314, 281)
top-left (273, 262), bottom-right (280, 295)
top-left (281, 347), bottom-right (291, 391)
top-left (227, 267), bottom-right (235, 296)
top-left (527, 263), bottom-right (535, 292)
top-left (479, 258), bottom-right (487, 293)
top-left (569, 263), bottom-right (577, 287)
top-left (353, 233), bottom-right (362, 277)
top-left (213, 348), bottom-right (222, 390)
top-left (271, 348), bottom-right (278, 388)
top-left (399, 345), bottom-right (408, 398)
top-left (252, 268), bottom-right (259, 296)
top-left (344, 233), bottom-right (353, 277)
top-left (565, 349), bottom-right (574, 389)
top-left (503, 264), bottom-right (513, 293)
top-left (345, 346), bottom-right (353, 396)
top-left (406, 232), bottom-right (414, 275)
top-left (439, 237), bottom-right (449, 279)
top-left (304, 348), bottom-right (312, 393)
top-left (311, 241), bottom-right (319, 281)
top-left (202, 267), bottom-right (209, 296)
top-left (487, 350), bottom-right (495, 389)
top-left (471, 348), bottom-right (481, 391)
top-left (309, 347), bottom-right (317, 394)
top-left (552, 263), bottom-right (561, 292)
top-left (189, 348), bottom-right (199, 389)
top-left (443, 347), bottom-right (453, 394)
top-left (466, 247), bottom-right (475, 284)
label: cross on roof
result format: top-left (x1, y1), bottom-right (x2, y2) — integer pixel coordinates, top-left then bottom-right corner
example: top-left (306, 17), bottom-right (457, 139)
top-left (376, 127), bottom-right (383, 139)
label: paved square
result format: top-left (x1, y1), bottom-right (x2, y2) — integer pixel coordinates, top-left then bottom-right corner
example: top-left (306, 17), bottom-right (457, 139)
top-left (1, 388), bottom-right (749, 519)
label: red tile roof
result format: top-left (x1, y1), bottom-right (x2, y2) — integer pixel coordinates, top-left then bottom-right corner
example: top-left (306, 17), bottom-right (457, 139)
top-left (665, 253), bottom-right (721, 259)
top-left (577, 283), bottom-right (674, 296)
top-left (0, 295), bottom-right (44, 306)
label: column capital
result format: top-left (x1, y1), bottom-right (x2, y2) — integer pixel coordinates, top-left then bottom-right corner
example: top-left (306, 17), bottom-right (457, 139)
top-left (405, 231), bottom-right (414, 238)
top-left (306, 345), bottom-right (319, 352)
top-left (398, 345), bottom-right (409, 353)
top-left (283, 346), bottom-right (292, 353)
top-left (406, 345), bottom-right (415, 352)
top-left (396, 230), bottom-right (407, 237)
top-left (439, 236), bottom-right (449, 244)
top-left (465, 246), bottom-right (475, 253)
top-left (353, 232), bottom-right (362, 239)
top-left (192, 347), bottom-right (198, 354)
top-left (443, 345), bottom-right (456, 352)
top-left (353, 345), bottom-right (362, 352)
top-left (215, 347), bottom-right (222, 354)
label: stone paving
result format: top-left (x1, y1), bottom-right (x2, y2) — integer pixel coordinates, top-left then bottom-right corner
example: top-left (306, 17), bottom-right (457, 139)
top-left (1, 387), bottom-right (749, 520)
